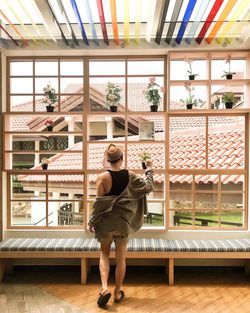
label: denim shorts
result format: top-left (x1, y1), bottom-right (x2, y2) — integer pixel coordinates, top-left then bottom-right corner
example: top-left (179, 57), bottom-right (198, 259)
top-left (97, 230), bottom-right (129, 246)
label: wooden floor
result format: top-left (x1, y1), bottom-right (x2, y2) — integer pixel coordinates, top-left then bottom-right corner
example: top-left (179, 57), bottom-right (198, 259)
top-left (1, 265), bottom-right (250, 313)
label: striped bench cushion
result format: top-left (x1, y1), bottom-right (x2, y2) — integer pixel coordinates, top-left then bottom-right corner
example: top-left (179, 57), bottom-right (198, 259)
top-left (1, 238), bottom-right (250, 252)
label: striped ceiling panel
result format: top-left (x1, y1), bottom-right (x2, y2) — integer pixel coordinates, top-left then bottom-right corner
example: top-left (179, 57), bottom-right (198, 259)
top-left (0, 0), bottom-right (250, 49)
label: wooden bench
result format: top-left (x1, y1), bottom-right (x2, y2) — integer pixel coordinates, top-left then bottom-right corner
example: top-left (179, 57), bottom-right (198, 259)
top-left (1, 237), bottom-right (250, 285)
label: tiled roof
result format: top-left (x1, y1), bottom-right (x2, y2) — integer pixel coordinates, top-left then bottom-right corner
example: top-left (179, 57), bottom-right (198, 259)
top-left (19, 124), bottom-right (244, 185)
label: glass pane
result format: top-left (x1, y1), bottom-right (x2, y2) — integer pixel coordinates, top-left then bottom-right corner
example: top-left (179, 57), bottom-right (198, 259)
top-left (89, 77), bottom-right (125, 112)
top-left (10, 78), bottom-right (33, 94)
top-left (170, 211), bottom-right (193, 227)
top-left (88, 174), bottom-right (97, 200)
top-left (211, 59), bottom-right (245, 80)
top-left (211, 84), bottom-right (245, 109)
top-left (34, 95), bottom-right (58, 112)
top-left (48, 175), bottom-right (84, 200)
top-left (60, 78), bottom-right (83, 93)
top-left (194, 211), bottom-right (219, 227)
top-left (170, 59), bottom-right (207, 80)
top-left (127, 143), bottom-right (165, 170)
top-left (195, 175), bottom-right (219, 190)
top-left (89, 60), bottom-right (125, 75)
top-left (170, 175), bottom-right (192, 190)
top-left (144, 201), bottom-right (164, 227)
top-left (10, 96), bottom-right (33, 112)
top-left (170, 117), bottom-right (206, 169)
top-left (49, 201), bottom-right (83, 227)
top-left (208, 116), bottom-right (244, 169)
top-left (127, 60), bottom-right (164, 75)
top-left (170, 193), bottom-right (192, 210)
top-left (221, 175), bottom-right (244, 191)
top-left (10, 61), bottom-right (33, 76)
top-left (11, 174), bottom-right (46, 200)
top-left (88, 143), bottom-right (125, 170)
top-left (35, 78), bottom-right (58, 93)
top-left (88, 115), bottom-right (125, 141)
top-left (195, 193), bottom-right (218, 210)
top-left (127, 77), bottom-right (164, 112)
top-left (60, 94), bottom-right (83, 112)
top-left (221, 194), bottom-right (244, 210)
top-left (35, 60), bottom-right (58, 75)
top-left (11, 201), bottom-right (46, 226)
top-left (170, 85), bottom-right (207, 110)
top-left (60, 60), bottom-right (83, 75)
top-left (127, 115), bottom-right (164, 141)
top-left (220, 211), bottom-right (243, 228)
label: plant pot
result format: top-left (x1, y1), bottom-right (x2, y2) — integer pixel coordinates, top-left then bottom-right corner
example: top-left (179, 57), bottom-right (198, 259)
top-left (189, 75), bottom-right (195, 80)
top-left (46, 106), bottom-right (54, 112)
top-left (42, 164), bottom-right (48, 170)
top-left (225, 102), bottom-right (233, 109)
top-left (186, 103), bottom-right (193, 109)
top-left (110, 105), bottom-right (118, 112)
top-left (150, 105), bottom-right (158, 112)
top-left (142, 162), bottom-right (147, 169)
top-left (47, 126), bottom-right (53, 131)
top-left (226, 74), bottom-right (233, 80)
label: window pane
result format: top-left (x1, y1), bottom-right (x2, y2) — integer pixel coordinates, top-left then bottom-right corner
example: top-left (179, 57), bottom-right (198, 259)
top-left (195, 175), bottom-right (219, 190)
top-left (89, 77), bottom-right (125, 112)
top-left (211, 84), bottom-right (245, 109)
top-left (144, 201), bottom-right (164, 227)
top-left (11, 201), bottom-right (46, 226)
top-left (194, 211), bottom-right (219, 227)
top-left (60, 78), bottom-right (83, 93)
top-left (170, 193), bottom-right (192, 210)
top-left (127, 77), bottom-right (164, 112)
top-left (170, 211), bottom-right (193, 227)
top-left (170, 59), bottom-right (207, 80)
top-left (195, 193), bottom-right (218, 210)
top-left (211, 59), bottom-right (245, 80)
top-left (60, 60), bottom-right (83, 75)
top-left (10, 78), bottom-right (33, 94)
top-left (208, 116), bottom-right (244, 169)
top-left (221, 194), bottom-right (244, 210)
top-left (49, 201), bottom-right (83, 227)
top-left (170, 117), bottom-right (206, 169)
top-left (127, 60), bottom-right (164, 75)
top-left (60, 94), bottom-right (84, 112)
top-left (221, 175), bottom-right (244, 191)
top-left (220, 211), bottom-right (243, 228)
top-left (35, 78), bottom-right (58, 93)
top-left (48, 175), bottom-right (84, 200)
top-left (89, 60), bottom-right (125, 75)
top-left (170, 175), bottom-right (192, 190)
top-left (10, 96), bottom-right (33, 112)
top-left (10, 61), bottom-right (33, 76)
top-left (35, 60), bottom-right (58, 75)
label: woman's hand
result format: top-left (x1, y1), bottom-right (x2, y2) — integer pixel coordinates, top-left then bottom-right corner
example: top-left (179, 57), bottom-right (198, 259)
top-left (146, 159), bottom-right (153, 168)
top-left (88, 224), bottom-right (95, 232)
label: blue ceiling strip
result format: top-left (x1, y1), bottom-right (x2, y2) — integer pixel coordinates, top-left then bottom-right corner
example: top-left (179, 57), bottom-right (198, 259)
top-left (84, 0), bottom-right (99, 45)
top-left (175, 0), bottom-right (197, 44)
top-left (70, 0), bottom-right (89, 45)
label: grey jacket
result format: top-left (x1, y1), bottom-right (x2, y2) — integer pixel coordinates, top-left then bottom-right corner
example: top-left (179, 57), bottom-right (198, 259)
top-left (88, 169), bottom-right (154, 236)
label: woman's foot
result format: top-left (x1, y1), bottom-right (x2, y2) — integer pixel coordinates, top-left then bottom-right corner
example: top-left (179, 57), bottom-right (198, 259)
top-left (114, 290), bottom-right (125, 303)
top-left (97, 290), bottom-right (111, 307)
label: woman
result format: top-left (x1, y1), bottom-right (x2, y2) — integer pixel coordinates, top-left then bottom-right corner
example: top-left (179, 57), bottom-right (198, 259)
top-left (88, 143), bottom-right (154, 307)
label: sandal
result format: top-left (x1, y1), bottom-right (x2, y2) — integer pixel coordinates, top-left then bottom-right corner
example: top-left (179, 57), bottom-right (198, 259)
top-left (97, 291), bottom-right (111, 307)
top-left (114, 290), bottom-right (125, 303)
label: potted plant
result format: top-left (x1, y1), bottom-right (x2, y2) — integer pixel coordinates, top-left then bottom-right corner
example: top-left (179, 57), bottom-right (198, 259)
top-left (144, 77), bottom-right (165, 112)
top-left (180, 82), bottom-right (204, 109)
top-left (222, 92), bottom-right (236, 109)
top-left (184, 58), bottom-right (198, 80)
top-left (105, 82), bottom-right (122, 112)
top-left (221, 55), bottom-right (236, 80)
top-left (41, 157), bottom-right (50, 170)
top-left (43, 82), bottom-right (58, 112)
top-left (45, 119), bottom-right (54, 131)
top-left (139, 151), bottom-right (151, 169)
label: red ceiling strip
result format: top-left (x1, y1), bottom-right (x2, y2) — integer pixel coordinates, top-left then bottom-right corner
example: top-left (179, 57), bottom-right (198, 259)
top-left (195, 0), bottom-right (224, 44)
top-left (0, 24), bottom-right (19, 46)
top-left (96, 0), bottom-right (109, 45)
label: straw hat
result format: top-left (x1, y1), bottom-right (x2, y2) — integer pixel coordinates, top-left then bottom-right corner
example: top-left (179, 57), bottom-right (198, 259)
top-left (105, 144), bottom-right (123, 162)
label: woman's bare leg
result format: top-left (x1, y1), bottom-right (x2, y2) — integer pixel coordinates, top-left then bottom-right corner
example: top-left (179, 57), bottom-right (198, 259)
top-left (99, 243), bottom-right (111, 293)
top-left (114, 242), bottom-right (127, 299)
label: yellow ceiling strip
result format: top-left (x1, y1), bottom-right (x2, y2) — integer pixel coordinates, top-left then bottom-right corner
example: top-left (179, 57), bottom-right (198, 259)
top-left (206, 0), bottom-right (238, 44)
top-left (135, 0), bottom-right (141, 43)
top-left (216, 0), bottom-right (250, 44)
top-left (4, 0), bottom-right (39, 46)
top-left (17, 0), bottom-right (49, 45)
top-left (0, 9), bottom-right (29, 46)
top-left (110, 0), bottom-right (119, 45)
top-left (124, 0), bottom-right (129, 44)
top-left (226, 9), bottom-right (250, 44)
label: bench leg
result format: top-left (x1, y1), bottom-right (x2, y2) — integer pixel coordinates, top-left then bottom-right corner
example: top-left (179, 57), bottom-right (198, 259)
top-left (81, 258), bottom-right (88, 284)
top-left (245, 260), bottom-right (250, 275)
top-left (0, 260), bottom-right (6, 282)
top-left (168, 258), bottom-right (174, 286)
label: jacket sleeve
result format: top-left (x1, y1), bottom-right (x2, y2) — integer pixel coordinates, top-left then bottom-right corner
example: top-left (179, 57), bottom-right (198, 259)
top-left (129, 169), bottom-right (154, 197)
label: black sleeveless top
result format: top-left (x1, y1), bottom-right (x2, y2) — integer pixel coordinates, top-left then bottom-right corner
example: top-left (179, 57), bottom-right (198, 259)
top-left (105, 169), bottom-right (129, 196)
